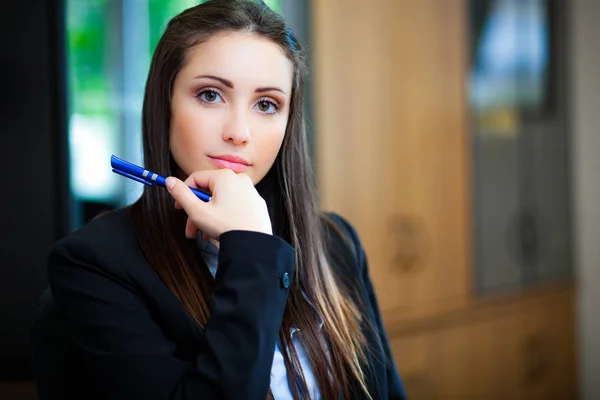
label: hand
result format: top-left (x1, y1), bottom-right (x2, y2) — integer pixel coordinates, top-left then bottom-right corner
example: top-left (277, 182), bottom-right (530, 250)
top-left (165, 169), bottom-right (272, 240)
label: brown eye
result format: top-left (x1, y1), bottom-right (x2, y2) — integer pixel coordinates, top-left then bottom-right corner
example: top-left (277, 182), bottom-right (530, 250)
top-left (205, 91), bottom-right (217, 101)
top-left (198, 90), bottom-right (222, 103)
top-left (255, 99), bottom-right (280, 114)
top-left (257, 101), bottom-right (271, 112)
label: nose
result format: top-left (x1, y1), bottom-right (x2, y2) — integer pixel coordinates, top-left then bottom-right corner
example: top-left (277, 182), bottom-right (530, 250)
top-left (222, 107), bottom-right (250, 146)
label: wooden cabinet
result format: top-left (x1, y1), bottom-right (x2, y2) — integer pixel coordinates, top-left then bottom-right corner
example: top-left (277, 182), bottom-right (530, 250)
top-left (517, 288), bottom-right (578, 398)
top-left (388, 286), bottom-right (576, 399)
top-left (311, 0), bottom-right (577, 398)
top-left (389, 331), bottom-right (438, 399)
top-left (313, 0), bottom-right (471, 323)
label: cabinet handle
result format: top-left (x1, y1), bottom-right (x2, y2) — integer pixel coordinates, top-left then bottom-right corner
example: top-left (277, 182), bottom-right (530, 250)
top-left (388, 214), bottom-right (429, 275)
top-left (506, 206), bottom-right (544, 269)
top-left (521, 333), bottom-right (547, 386)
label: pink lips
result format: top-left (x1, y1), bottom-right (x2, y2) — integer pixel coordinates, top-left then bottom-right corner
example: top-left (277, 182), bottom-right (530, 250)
top-left (208, 155), bottom-right (251, 173)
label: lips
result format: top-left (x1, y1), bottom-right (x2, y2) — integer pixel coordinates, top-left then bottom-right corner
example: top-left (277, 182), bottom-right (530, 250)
top-left (208, 155), bottom-right (251, 173)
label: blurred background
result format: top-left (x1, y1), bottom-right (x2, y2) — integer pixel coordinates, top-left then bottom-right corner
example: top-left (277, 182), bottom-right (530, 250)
top-left (0, 0), bottom-right (598, 398)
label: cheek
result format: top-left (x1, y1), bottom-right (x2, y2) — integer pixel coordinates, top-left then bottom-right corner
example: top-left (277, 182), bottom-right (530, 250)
top-left (264, 131), bottom-right (285, 160)
top-left (171, 101), bottom-right (206, 145)
top-left (169, 102), bottom-right (218, 171)
top-left (256, 125), bottom-right (286, 170)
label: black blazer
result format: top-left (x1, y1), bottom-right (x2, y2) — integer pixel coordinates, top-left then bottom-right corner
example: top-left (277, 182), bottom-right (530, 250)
top-left (34, 207), bottom-right (406, 399)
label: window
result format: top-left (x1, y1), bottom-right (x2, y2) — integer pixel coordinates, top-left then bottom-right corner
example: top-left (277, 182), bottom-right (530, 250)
top-left (66, 0), bottom-right (282, 226)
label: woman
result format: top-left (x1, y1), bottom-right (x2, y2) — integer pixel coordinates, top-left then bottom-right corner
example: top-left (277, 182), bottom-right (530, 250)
top-left (43, 0), bottom-right (406, 399)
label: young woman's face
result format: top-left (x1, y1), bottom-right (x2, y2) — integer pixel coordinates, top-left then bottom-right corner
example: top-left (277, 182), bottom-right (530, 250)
top-left (169, 32), bottom-right (293, 184)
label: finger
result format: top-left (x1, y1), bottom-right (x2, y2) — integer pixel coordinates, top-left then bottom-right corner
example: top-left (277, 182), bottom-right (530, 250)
top-left (184, 169), bottom-right (233, 193)
top-left (185, 217), bottom-right (199, 239)
top-left (183, 170), bottom-right (214, 190)
top-left (175, 200), bottom-right (182, 210)
top-left (165, 177), bottom-right (206, 221)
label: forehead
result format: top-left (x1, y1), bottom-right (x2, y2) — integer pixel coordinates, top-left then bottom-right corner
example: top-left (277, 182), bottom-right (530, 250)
top-left (180, 32), bottom-right (294, 91)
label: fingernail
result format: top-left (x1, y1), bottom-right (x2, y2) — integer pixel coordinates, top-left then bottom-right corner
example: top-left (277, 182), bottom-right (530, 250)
top-left (166, 177), bottom-right (176, 190)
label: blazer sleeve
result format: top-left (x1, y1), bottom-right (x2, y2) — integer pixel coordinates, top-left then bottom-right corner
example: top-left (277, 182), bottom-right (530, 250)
top-left (48, 229), bottom-right (295, 400)
top-left (330, 214), bottom-right (408, 400)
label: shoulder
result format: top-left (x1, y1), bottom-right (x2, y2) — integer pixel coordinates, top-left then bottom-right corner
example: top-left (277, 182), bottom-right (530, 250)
top-left (54, 207), bottom-right (137, 252)
top-left (321, 212), bottom-right (363, 258)
top-left (320, 211), bottom-right (366, 278)
top-left (47, 207), bottom-right (141, 279)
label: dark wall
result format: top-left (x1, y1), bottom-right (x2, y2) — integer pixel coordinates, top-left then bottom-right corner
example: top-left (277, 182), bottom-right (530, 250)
top-left (0, 0), bottom-right (69, 380)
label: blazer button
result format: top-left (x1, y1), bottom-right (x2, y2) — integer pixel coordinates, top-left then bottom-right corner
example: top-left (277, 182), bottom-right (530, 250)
top-left (280, 272), bottom-right (291, 289)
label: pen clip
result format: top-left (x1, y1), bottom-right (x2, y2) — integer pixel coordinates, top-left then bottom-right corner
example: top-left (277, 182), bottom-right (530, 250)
top-left (112, 168), bottom-right (152, 186)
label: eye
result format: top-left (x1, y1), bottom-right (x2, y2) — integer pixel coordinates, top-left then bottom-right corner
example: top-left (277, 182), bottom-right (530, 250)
top-left (254, 99), bottom-right (280, 114)
top-left (197, 89), bottom-right (223, 104)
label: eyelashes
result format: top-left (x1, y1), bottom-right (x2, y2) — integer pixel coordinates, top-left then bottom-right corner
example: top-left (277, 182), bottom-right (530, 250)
top-left (196, 88), bottom-right (223, 104)
top-left (194, 87), bottom-right (282, 115)
top-left (254, 98), bottom-right (281, 114)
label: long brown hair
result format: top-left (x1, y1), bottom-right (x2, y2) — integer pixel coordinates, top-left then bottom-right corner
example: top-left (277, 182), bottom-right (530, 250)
top-left (130, 1), bottom-right (371, 398)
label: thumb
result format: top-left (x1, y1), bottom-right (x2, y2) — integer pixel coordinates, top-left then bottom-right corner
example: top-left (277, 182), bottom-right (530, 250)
top-left (166, 177), bottom-right (205, 220)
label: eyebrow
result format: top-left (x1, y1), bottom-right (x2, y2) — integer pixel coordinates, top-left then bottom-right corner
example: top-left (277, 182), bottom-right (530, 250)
top-left (194, 75), bottom-right (286, 94)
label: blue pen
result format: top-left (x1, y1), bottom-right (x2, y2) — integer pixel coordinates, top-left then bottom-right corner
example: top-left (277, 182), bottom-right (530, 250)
top-left (111, 155), bottom-right (211, 202)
